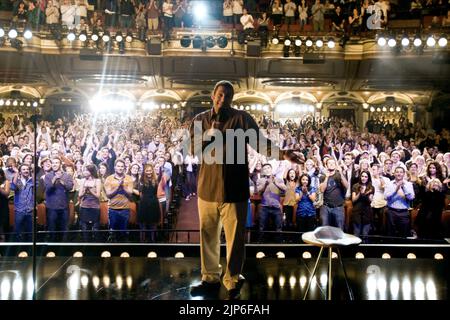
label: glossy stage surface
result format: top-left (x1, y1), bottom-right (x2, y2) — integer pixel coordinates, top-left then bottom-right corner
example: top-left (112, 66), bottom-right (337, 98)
top-left (0, 253), bottom-right (448, 300)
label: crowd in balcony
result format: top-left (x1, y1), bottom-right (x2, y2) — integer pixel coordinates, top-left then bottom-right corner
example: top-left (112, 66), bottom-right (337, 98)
top-left (0, 106), bottom-right (449, 243)
top-left (1, 0), bottom-right (449, 42)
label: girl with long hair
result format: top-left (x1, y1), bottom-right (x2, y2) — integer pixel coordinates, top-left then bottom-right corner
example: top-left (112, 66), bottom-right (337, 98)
top-left (138, 164), bottom-right (161, 242)
top-left (283, 169), bottom-right (298, 230)
top-left (78, 164), bottom-right (101, 241)
top-left (295, 173), bottom-right (317, 232)
top-left (351, 170), bottom-right (374, 241)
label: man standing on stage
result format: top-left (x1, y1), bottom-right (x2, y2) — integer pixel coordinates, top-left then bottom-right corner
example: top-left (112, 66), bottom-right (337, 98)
top-left (189, 80), bottom-right (297, 299)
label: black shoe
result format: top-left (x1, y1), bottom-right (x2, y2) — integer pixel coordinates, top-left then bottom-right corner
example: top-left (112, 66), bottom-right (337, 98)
top-left (190, 281), bottom-right (221, 297)
top-left (226, 288), bottom-right (241, 300)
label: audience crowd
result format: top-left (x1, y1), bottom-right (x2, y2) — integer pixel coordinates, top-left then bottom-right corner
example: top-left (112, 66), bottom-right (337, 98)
top-left (2, 0), bottom-right (449, 42)
top-left (0, 108), bottom-right (449, 243)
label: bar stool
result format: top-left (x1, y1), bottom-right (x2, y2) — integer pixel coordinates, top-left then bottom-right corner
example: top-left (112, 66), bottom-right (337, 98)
top-left (302, 226), bottom-right (361, 300)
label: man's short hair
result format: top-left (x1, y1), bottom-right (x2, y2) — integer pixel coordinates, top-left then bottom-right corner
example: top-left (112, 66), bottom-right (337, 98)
top-left (115, 159), bottom-right (126, 166)
top-left (213, 80), bottom-right (234, 98)
top-left (262, 163), bottom-right (272, 169)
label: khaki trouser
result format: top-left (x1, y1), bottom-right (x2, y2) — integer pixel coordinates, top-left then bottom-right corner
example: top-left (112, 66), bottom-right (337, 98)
top-left (198, 197), bottom-right (247, 290)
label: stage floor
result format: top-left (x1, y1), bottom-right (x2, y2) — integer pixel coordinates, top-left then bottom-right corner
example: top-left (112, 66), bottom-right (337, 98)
top-left (0, 255), bottom-right (447, 300)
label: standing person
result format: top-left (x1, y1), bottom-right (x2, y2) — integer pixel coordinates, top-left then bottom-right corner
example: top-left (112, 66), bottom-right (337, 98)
top-left (351, 171), bottom-right (374, 242)
top-left (319, 158), bottom-right (348, 230)
top-left (189, 80), bottom-right (297, 300)
top-left (138, 164), bottom-right (160, 242)
top-left (104, 159), bottom-right (133, 242)
top-left (10, 164), bottom-right (34, 242)
top-left (416, 178), bottom-right (446, 239)
top-left (311, 0), bottom-right (325, 32)
top-left (78, 164), bottom-right (101, 242)
top-left (295, 173), bottom-right (317, 232)
top-left (369, 163), bottom-right (389, 235)
top-left (384, 167), bottom-right (415, 238)
top-left (257, 163), bottom-right (287, 239)
top-left (43, 157), bottom-right (74, 242)
top-left (282, 168), bottom-right (298, 230)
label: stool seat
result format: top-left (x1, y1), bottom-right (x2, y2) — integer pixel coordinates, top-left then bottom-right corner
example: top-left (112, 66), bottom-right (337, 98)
top-left (302, 226), bottom-right (361, 300)
top-left (302, 226), bottom-right (362, 247)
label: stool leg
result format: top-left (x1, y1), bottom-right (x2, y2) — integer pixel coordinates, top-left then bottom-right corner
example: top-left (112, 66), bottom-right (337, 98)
top-left (337, 247), bottom-right (354, 300)
top-left (303, 246), bottom-right (324, 300)
top-left (327, 247), bottom-right (332, 300)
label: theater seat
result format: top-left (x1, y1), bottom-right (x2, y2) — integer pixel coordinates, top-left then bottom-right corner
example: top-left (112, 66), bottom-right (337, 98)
top-left (100, 201), bottom-right (109, 226)
top-left (128, 201), bottom-right (137, 225)
top-left (37, 203), bottom-right (46, 226)
top-left (8, 202), bottom-right (14, 228)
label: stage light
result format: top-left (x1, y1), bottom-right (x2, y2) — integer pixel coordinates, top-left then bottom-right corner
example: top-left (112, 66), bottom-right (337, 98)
top-left (316, 39), bottom-right (323, 48)
top-left (126, 31), bottom-right (133, 42)
top-left (355, 252), bottom-right (364, 259)
top-left (0, 99), bottom-right (4, 106)
top-left (434, 253), bottom-right (443, 260)
top-left (382, 253), bottom-right (391, 259)
top-left (18, 251), bottom-right (28, 258)
top-left (327, 38), bottom-right (335, 48)
top-left (147, 252), bottom-right (157, 258)
top-left (284, 37), bottom-right (291, 46)
top-left (271, 35), bottom-right (279, 45)
top-left (0, 27), bottom-right (4, 38)
top-left (180, 35), bottom-right (191, 47)
top-left (377, 36), bottom-right (386, 47)
top-left (389, 106), bottom-right (394, 112)
top-left (12, 100), bottom-right (18, 106)
top-left (73, 251), bottom-right (83, 257)
top-left (302, 251), bottom-right (312, 259)
top-left (438, 35), bottom-right (447, 47)
top-left (101, 251), bottom-right (111, 258)
top-left (276, 252), bottom-right (285, 259)
top-left (413, 36), bottom-right (422, 47)
top-left (370, 106), bottom-right (375, 112)
top-left (193, 1), bottom-right (208, 20)
top-left (79, 30), bottom-right (87, 42)
top-left (205, 35), bottom-right (215, 48)
top-left (332, 252), bottom-right (338, 259)
top-left (8, 28), bottom-right (18, 39)
top-left (91, 33), bottom-right (99, 41)
top-left (102, 31), bottom-right (110, 42)
top-left (387, 37), bottom-right (396, 47)
top-left (23, 28), bottom-right (32, 40)
top-left (407, 253), bottom-right (416, 259)
top-left (46, 252), bottom-right (56, 258)
top-left (401, 34), bottom-right (410, 46)
top-left (67, 30), bottom-right (76, 41)
top-left (382, 106), bottom-right (387, 112)
top-left (426, 36), bottom-right (436, 47)
top-left (305, 37), bottom-right (313, 47)
top-left (256, 252), bottom-right (265, 259)
top-left (5, 99), bottom-right (11, 106)
top-left (294, 37), bottom-right (301, 46)
top-left (192, 35), bottom-right (203, 49)
top-left (19, 101), bottom-right (24, 106)
top-left (217, 36), bottom-right (228, 48)
top-left (115, 31), bottom-right (123, 42)
top-left (26, 102), bottom-right (31, 107)
top-left (395, 106), bottom-right (401, 112)
top-left (175, 252), bottom-right (184, 258)
top-left (32, 101), bottom-right (38, 107)
top-left (120, 252), bottom-right (130, 258)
